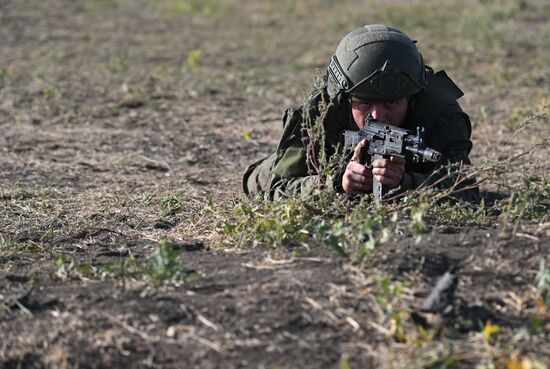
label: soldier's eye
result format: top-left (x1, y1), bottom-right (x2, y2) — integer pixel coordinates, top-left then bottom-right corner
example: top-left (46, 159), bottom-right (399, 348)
top-left (350, 97), bottom-right (373, 108)
top-left (385, 101), bottom-right (398, 107)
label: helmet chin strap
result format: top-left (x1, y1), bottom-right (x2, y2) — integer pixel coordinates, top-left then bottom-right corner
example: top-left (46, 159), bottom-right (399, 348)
top-left (336, 90), bottom-right (348, 105)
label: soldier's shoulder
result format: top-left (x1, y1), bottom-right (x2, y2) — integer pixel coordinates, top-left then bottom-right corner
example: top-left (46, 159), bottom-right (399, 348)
top-left (424, 69), bottom-right (464, 101)
top-left (411, 69), bottom-right (467, 130)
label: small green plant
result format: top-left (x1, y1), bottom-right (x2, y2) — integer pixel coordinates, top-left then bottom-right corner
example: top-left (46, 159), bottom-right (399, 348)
top-left (372, 273), bottom-right (409, 343)
top-left (139, 192), bottom-right (153, 205)
top-left (181, 49), bottom-right (203, 73)
top-left (221, 192), bottom-right (391, 259)
top-left (223, 198), bottom-right (309, 248)
top-left (407, 194), bottom-right (429, 234)
top-left (41, 87), bottom-right (56, 100)
top-left (55, 254), bottom-right (70, 280)
top-left (3, 240), bottom-right (46, 256)
top-left (482, 321), bottom-right (501, 344)
top-left (35, 200), bottom-right (52, 213)
top-left (153, 64), bottom-right (169, 79)
top-left (52, 241), bottom-right (187, 285)
top-left (147, 239), bottom-right (186, 283)
top-left (340, 354), bottom-right (352, 369)
top-left (102, 240), bottom-right (188, 285)
top-left (54, 254), bottom-right (98, 281)
top-left (430, 199), bottom-right (492, 227)
top-left (498, 175), bottom-right (550, 221)
top-left (35, 192), bottom-right (53, 213)
top-left (159, 193), bottom-right (182, 215)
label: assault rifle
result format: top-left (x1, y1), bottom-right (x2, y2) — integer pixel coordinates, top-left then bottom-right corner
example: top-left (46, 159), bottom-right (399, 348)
top-left (343, 116), bottom-right (442, 202)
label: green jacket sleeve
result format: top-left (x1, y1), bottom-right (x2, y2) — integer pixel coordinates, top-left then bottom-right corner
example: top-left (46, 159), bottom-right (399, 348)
top-left (242, 106), bottom-right (339, 200)
top-left (242, 154), bottom-right (323, 200)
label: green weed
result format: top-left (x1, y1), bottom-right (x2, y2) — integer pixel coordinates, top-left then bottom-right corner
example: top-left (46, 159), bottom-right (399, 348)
top-left (50, 240), bottom-right (188, 285)
top-left (147, 239), bottom-right (186, 283)
top-left (430, 200), bottom-right (492, 227)
top-left (223, 198), bottom-right (310, 249)
top-left (221, 192), bottom-right (393, 259)
top-left (159, 193), bottom-right (182, 215)
top-left (102, 239), bottom-right (188, 285)
top-left (139, 192), bottom-right (153, 205)
top-left (340, 355), bottom-right (352, 369)
top-left (403, 193), bottom-right (430, 234)
top-left (181, 49), bottom-right (203, 73)
top-left (40, 87), bottom-right (56, 101)
top-left (497, 175), bottom-right (550, 221)
top-left (373, 273), bottom-right (409, 343)
top-left (153, 64), bottom-right (169, 79)
top-left (34, 192), bottom-right (53, 213)
top-left (2, 239), bottom-right (47, 256)
top-left (54, 254), bottom-right (98, 281)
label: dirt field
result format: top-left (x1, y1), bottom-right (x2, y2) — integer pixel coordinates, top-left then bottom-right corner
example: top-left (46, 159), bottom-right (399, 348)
top-left (1, 1), bottom-right (549, 368)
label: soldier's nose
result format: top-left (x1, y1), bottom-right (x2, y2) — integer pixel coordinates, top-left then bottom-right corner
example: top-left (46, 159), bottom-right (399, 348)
top-left (370, 107), bottom-right (382, 121)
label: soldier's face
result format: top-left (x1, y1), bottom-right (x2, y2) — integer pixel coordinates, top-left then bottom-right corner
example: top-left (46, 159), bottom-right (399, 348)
top-left (350, 97), bottom-right (409, 128)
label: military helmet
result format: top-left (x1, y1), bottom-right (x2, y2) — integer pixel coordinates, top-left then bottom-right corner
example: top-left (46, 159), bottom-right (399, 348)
top-left (327, 24), bottom-right (426, 101)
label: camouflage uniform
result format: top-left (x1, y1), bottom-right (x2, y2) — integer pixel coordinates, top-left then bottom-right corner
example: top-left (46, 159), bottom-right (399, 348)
top-left (243, 69), bottom-right (479, 203)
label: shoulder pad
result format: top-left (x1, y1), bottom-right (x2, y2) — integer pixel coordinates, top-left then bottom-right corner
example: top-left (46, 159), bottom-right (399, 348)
top-left (410, 69), bottom-right (465, 132)
top-left (428, 70), bottom-right (464, 101)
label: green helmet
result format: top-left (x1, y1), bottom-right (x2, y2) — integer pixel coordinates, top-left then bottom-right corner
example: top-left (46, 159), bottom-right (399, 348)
top-left (327, 24), bottom-right (426, 101)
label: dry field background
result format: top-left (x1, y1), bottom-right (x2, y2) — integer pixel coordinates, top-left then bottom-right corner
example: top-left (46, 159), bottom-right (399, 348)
top-left (0, 0), bottom-right (549, 368)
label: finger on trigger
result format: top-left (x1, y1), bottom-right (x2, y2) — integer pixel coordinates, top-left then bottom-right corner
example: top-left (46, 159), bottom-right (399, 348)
top-left (352, 139), bottom-right (368, 163)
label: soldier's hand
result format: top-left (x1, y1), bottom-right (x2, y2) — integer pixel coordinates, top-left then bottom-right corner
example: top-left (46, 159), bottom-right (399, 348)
top-left (342, 140), bottom-right (373, 194)
top-left (371, 156), bottom-right (406, 189)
